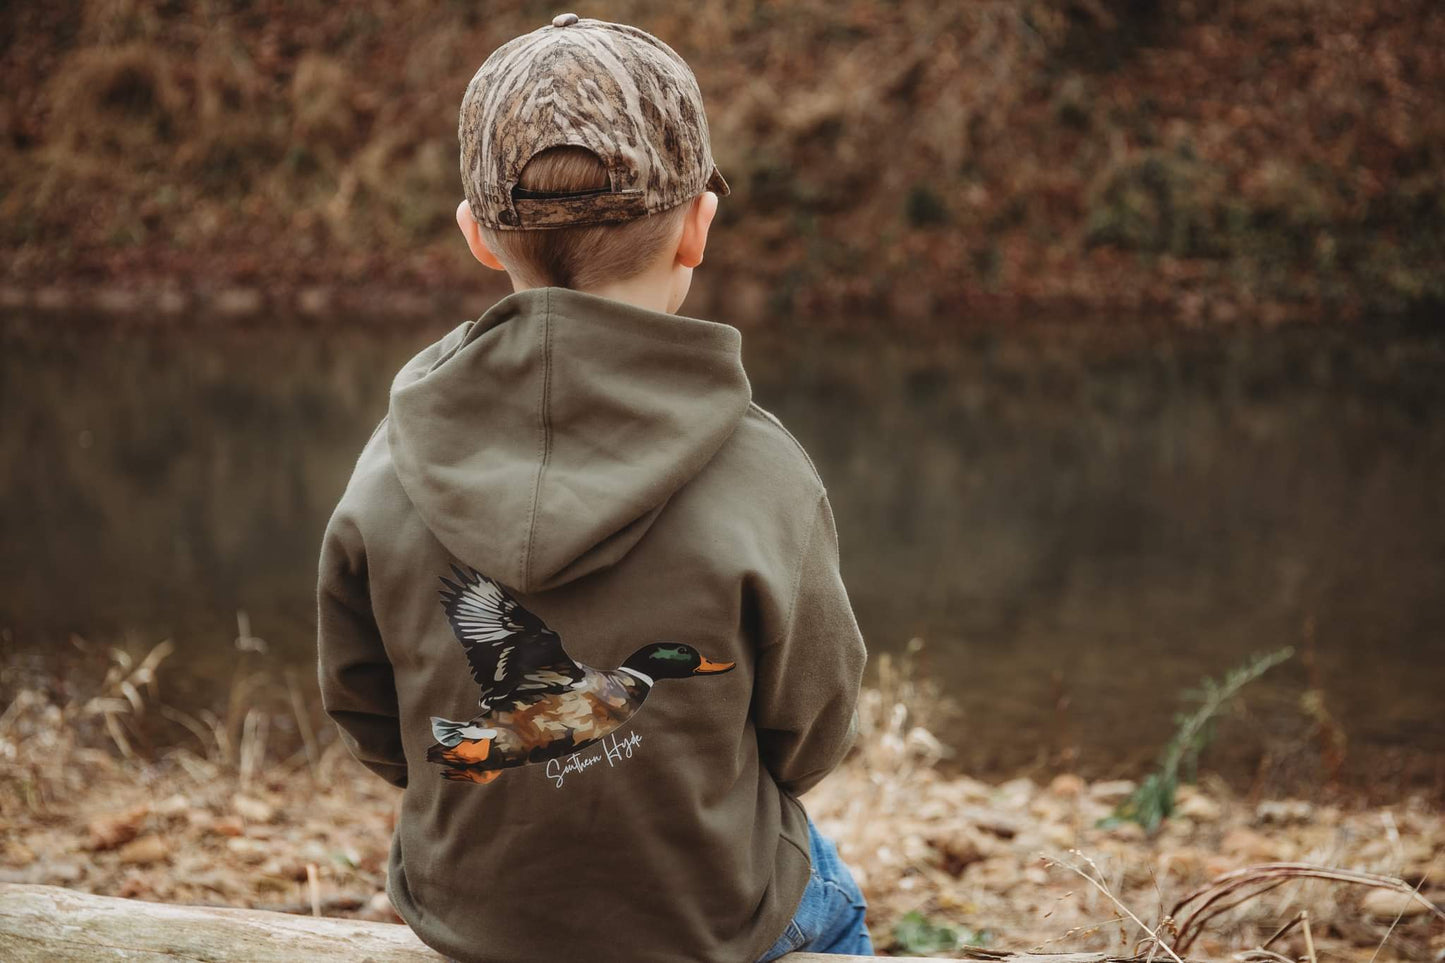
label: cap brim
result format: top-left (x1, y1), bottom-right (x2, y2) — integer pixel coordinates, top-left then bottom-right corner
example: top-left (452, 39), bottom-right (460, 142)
top-left (706, 165), bottom-right (730, 197)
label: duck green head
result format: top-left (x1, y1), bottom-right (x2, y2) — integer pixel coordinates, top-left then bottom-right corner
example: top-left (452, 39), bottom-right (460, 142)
top-left (622, 643), bottom-right (735, 681)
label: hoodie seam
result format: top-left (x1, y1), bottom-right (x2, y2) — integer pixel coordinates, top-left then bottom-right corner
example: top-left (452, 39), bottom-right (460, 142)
top-left (523, 288), bottom-right (554, 588)
top-left (775, 492), bottom-right (827, 652)
top-left (748, 403), bottom-right (823, 487)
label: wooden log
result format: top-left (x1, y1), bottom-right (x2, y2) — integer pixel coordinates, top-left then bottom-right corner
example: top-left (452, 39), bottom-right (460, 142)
top-left (0, 884), bottom-right (441, 962)
top-left (0, 884), bottom-right (1190, 962)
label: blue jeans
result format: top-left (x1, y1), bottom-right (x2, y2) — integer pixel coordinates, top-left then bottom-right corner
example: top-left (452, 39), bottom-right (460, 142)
top-left (757, 818), bottom-right (872, 960)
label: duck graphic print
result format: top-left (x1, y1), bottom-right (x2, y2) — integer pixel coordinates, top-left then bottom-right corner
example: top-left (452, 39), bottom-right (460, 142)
top-left (426, 566), bottom-right (735, 785)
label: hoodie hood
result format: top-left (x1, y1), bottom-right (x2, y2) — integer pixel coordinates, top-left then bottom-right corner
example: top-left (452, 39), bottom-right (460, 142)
top-left (388, 288), bottom-right (751, 593)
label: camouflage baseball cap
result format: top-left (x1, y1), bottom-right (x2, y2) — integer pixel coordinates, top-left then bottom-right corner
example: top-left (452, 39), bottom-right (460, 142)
top-left (459, 13), bottom-right (729, 231)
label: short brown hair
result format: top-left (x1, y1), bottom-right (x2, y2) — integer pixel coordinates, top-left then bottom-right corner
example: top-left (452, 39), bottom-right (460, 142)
top-left (482, 147), bottom-right (690, 290)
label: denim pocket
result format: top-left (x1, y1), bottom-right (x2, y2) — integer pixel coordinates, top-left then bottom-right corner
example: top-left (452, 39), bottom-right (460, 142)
top-left (758, 917), bottom-right (809, 961)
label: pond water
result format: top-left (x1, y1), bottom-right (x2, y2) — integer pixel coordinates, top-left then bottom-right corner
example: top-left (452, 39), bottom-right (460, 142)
top-left (2, 310), bottom-right (1442, 794)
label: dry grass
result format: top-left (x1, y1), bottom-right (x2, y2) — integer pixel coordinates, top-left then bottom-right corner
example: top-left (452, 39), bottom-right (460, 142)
top-left (2, 635), bottom-right (1442, 959)
top-left (0, 630), bottom-right (395, 916)
top-left (804, 644), bottom-right (1445, 958)
top-left (3, 0), bottom-right (1443, 320)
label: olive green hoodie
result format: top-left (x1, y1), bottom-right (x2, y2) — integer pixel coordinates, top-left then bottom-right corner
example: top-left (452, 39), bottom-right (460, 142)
top-left (317, 288), bottom-right (866, 963)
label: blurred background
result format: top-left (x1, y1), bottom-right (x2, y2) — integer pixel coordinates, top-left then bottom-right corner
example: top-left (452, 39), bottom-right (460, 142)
top-left (3, 0), bottom-right (1444, 800)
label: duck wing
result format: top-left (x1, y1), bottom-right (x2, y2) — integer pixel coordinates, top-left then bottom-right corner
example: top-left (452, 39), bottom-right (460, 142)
top-left (438, 565), bottom-right (586, 712)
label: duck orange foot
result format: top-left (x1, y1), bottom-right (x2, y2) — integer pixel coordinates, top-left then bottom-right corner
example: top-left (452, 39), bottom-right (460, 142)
top-left (442, 768), bottom-right (501, 784)
top-left (431, 737), bottom-right (492, 766)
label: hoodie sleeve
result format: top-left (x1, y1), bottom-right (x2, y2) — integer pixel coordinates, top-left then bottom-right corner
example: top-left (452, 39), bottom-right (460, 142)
top-left (752, 492), bottom-right (867, 797)
top-left (316, 513), bottom-right (408, 789)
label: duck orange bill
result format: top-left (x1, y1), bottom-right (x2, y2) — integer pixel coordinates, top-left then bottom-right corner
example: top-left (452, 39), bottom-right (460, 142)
top-left (693, 656), bottom-right (736, 675)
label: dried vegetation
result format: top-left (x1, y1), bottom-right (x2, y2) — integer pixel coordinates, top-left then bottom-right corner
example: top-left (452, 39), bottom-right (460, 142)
top-left (2, 634), bottom-right (1442, 959)
top-left (1, 0), bottom-right (1442, 323)
top-left (803, 646), bottom-right (1443, 958)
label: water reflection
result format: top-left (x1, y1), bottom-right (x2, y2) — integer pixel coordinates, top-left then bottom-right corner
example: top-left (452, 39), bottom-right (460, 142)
top-left (2, 312), bottom-right (1442, 790)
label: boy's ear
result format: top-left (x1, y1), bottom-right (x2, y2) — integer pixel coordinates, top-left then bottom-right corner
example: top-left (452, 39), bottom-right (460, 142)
top-left (675, 191), bottom-right (718, 270)
top-left (456, 199), bottom-right (508, 272)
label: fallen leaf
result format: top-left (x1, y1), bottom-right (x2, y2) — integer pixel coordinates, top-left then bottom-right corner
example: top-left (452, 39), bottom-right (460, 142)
top-left (154, 794), bottom-right (191, 817)
top-left (210, 816), bottom-right (245, 837)
top-left (117, 835), bottom-right (169, 865)
top-left (3, 841), bottom-right (36, 867)
top-left (87, 804), bottom-right (150, 851)
top-left (118, 875), bottom-right (152, 898)
top-left (232, 795), bottom-right (276, 824)
top-left (225, 837), bottom-right (269, 864)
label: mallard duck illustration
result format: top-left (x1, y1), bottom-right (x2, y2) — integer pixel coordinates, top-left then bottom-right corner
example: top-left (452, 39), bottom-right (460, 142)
top-left (425, 566), bottom-right (734, 784)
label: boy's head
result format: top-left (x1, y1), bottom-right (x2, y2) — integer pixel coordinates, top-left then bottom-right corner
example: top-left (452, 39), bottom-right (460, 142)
top-left (455, 15), bottom-right (727, 311)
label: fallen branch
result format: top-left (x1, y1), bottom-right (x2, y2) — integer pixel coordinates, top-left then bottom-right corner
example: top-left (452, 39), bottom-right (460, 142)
top-left (0, 883), bottom-right (442, 962)
top-left (0, 884), bottom-right (1205, 962)
top-left (1170, 862), bottom-right (1445, 954)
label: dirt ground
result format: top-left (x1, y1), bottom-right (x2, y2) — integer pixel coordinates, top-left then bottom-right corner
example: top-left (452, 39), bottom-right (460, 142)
top-left (1, 651), bottom-right (1442, 960)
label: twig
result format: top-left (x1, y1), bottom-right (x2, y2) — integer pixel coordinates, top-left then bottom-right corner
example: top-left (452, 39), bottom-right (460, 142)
top-left (1367, 871), bottom-right (1429, 963)
top-left (1259, 911), bottom-right (1304, 950)
top-left (1181, 877), bottom-right (1291, 938)
top-left (102, 712), bottom-right (134, 759)
top-left (1044, 852), bottom-right (1185, 963)
top-left (1301, 910), bottom-right (1315, 963)
top-left (158, 704), bottom-right (216, 756)
top-left (1237, 950), bottom-right (1294, 963)
top-left (306, 863), bottom-right (321, 918)
top-left (1172, 863), bottom-right (1445, 954)
top-left (286, 670), bottom-right (320, 778)
top-left (163, 747), bottom-right (218, 783)
top-left (238, 708), bottom-right (268, 789)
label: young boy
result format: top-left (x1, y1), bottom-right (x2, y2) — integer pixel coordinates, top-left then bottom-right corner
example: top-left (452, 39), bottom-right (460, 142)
top-left (317, 15), bottom-right (869, 962)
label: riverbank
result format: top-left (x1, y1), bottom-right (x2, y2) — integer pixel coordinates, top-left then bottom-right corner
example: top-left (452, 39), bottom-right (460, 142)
top-left (2, 645), bottom-right (1440, 959)
top-left (4, 1), bottom-right (1443, 328)
top-left (0, 276), bottom-right (1202, 333)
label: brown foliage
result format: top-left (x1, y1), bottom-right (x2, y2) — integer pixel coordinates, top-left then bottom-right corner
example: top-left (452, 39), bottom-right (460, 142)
top-left (0, 0), bottom-right (1443, 321)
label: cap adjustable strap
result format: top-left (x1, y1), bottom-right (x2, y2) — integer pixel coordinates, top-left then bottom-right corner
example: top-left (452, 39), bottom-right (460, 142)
top-left (506, 189), bottom-right (649, 228)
